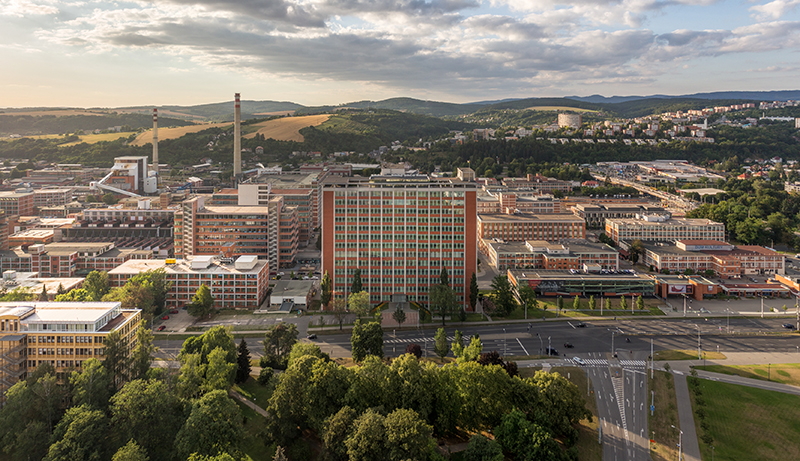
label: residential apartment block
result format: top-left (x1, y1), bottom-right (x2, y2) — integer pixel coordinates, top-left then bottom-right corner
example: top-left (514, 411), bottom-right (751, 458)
top-left (109, 256), bottom-right (271, 310)
top-left (605, 214), bottom-right (725, 244)
top-left (477, 213), bottom-right (586, 243)
top-left (482, 239), bottom-right (619, 271)
top-left (321, 176), bottom-right (477, 305)
top-left (642, 240), bottom-right (785, 278)
top-left (238, 184), bottom-right (316, 244)
top-left (0, 242), bottom-right (151, 277)
top-left (0, 302), bottom-right (141, 403)
top-left (477, 193), bottom-right (562, 214)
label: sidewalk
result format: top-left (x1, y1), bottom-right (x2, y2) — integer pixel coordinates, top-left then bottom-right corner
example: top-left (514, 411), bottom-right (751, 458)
top-left (229, 388), bottom-right (269, 417)
top-left (673, 373), bottom-right (702, 461)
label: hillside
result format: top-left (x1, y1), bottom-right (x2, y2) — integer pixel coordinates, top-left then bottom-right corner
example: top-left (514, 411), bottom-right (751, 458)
top-left (296, 97), bottom-right (484, 117)
top-left (0, 113), bottom-right (194, 136)
top-left (243, 115), bottom-right (331, 142)
top-left (131, 122), bottom-right (233, 146)
top-left (113, 100), bottom-right (304, 122)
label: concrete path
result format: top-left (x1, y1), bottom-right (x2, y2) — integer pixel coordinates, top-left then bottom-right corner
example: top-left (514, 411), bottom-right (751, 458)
top-left (229, 388), bottom-right (269, 417)
top-left (673, 373), bottom-right (702, 461)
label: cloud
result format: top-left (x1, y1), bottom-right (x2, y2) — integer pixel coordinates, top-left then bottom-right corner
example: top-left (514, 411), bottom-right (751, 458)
top-left (0, 0), bottom-right (59, 16)
top-left (750, 0), bottom-right (800, 19)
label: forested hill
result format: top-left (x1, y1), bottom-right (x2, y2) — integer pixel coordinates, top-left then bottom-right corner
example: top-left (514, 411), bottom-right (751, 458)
top-left (0, 113), bottom-right (194, 136)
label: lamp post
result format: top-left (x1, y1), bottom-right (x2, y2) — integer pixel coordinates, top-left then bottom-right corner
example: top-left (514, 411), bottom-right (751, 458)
top-left (671, 425), bottom-right (683, 461)
top-left (503, 328), bottom-right (507, 356)
top-left (548, 336), bottom-right (551, 356)
top-left (611, 330), bottom-right (616, 357)
top-left (697, 324), bottom-right (701, 360)
top-left (536, 332), bottom-right (543, 355)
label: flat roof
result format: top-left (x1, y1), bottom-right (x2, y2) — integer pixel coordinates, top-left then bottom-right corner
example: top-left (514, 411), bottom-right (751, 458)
top-left (109, 258), bottom-right (267, 275)
top-left (680, 188), bottom-right (726, 196)
top-left (0, 306), bottom-right (34, 318)
top-left (676, 240), bottom-right (729, 245)
top-left (509, 269), bottom-right (649, 281)
top-left (0, 301), bottom-right (122, 324)
top-left (642, 242), bottom-right (698, 256)
top-left (478, 213), bottom-right (585, 223)
top-left (9, 229), bottom-right (54, 239)
top-left (201, 206), bottom-right (271, 214)
top-left (271, 280), bottom-right (315, 297)
top-left (608, 217), bottom-right (722, 226)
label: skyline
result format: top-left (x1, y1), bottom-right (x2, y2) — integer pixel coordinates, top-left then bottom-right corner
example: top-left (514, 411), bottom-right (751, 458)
top-left (1, 0), bottom-right (800, 108)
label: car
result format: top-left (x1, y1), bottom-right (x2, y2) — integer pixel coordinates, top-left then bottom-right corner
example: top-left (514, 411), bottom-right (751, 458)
top-left (573, 357), bottom-right (586, 366)
top-left (170, 309), bottom-right (179, 314)
top-left (783, 323), bottom-right (796, 330)
top-left (158, 325), bottom-right (166, 331)
top-left (576, 322), bottom-right (587, 328)
top-left (161, 315), bottom-right (169, 320)
top-left (545, 347), bottom-right (559, 356)
top-left (306, 334), bottom-right (317, 340)
top-left (563, 342), bottom-right (574, 348)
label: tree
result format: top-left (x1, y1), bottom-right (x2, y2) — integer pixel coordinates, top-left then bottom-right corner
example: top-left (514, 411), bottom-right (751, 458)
top-left (287, 342), bottom-right (329, 368)
top-left (518, 284), bottom-right (537, 310)
top-left (459, 336), bottom-right (483, 362)
top-left (45, 404), bottom-right (109, 461)
top-left (557, 296), bottom-right (564, 313)
top-left (494, 408), bottom-right (561, 461)
top-left (405, 343), bottom-right (422, 358)
top-left (70, 358), bottom-right (113, 411)
top-left (179, 325), bottom-right (236, 365)
top-left (83, 270), bottom-right (110, 301)
top-left (392, 306), bottom-right (406, 328)
top-left (620, 295), bottom-right (628, 311)
top-left (430, 283), bottom-right (457, 325)
top-left (629, 239), bottom-right (644, 264)
top-left (320, 271), bottom-right (332, 309)
top-left (55, 288), bottom-right (93, 302)
top-left (451, 330), bottom-right (465, 358)
top-left (235, 339), bottom-right (252, 384)
top-left (272, 447), bottom-right (288, 461)
top-left (636, 295), bottom-right (645, 311)
top-left (605, 297), bottom-right (611, 312)
top-left (112, 439), bottom-right (149, 461)
top-left (187, 284), bottom-right (215, 319)
top-left (103, 330), bottom-right (129, 390)
top-left (384, 408), bottom-right (434, 461)
top-left (204, 347), bottom-right (236, 392)
top-left (174, 390), bottom-right (244, 460)
top-left (350, 320), bottom-right (383, 362)
top-left (261, 322), bottom-right (298, 368)
top-left (130, 324), bottom-right (157, 381)
top-left (573, 295), bottom-right (581, 310)
top-left (344, 409), bottom-right (385, 461)
top-left (351, 268), bottom-right (363, 294)
top-left (38, 285), bottom-right (48, 301)
top-left (462, 434), bottom-right (503, 461)
top-left (469, 272), bottom-right (479, 311)
top-left (434, 328), bottom-right (449, 360)
top-left (102, 193), bottom-right (118, 205)
top-left (56, 283), bottom-right (66, 296)
top-left (589, 295), bottom-right (596, 311)
top-left (440, 267), bottom-right (450, 287)
top-left (348, 291), bottom-right (371, 318)
top-left (491, 275), bottom-right (516, 317)
top-left (323, 406), bottom-right (358, 461)
top-left (331, 298), bottom-right (348, 331)
top-left (0, 287), bottom-right (34, 302)
top-left (111, 379), bottom-right (186, 461)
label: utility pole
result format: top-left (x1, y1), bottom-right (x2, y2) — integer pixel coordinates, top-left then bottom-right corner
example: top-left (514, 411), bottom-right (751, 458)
top-left (651, 338), bottom-right (654, 379)
top-left (761, 296), bottom-right (764, 319)
top-left (683, 296), bottom-right (687, 317)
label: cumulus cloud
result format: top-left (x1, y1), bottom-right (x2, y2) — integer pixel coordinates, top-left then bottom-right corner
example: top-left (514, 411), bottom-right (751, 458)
top-left (750, 0), bottom-right (800, 19)
top-left (0, 0), bottom-right (59, 16)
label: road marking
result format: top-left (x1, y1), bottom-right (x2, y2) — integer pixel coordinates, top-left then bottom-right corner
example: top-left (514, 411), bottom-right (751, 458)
top-left (516, 338), bottom-right (529, 355)
top-left (568, 321), bottom-right (576, 329)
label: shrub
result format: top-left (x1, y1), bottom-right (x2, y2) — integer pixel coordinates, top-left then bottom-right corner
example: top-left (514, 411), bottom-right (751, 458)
top-left (405, 343), bottom-right (422, 358)
top-left (257, 367), bottom-right (274, 386)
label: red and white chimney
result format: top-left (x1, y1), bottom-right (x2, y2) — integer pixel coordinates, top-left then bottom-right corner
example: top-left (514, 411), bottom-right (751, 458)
top-left (152, 108), bottom-right (159, 174)
top-left (234, 93), bottom-right (242, 178)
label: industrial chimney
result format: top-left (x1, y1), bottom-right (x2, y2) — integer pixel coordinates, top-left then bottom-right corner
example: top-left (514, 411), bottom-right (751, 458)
top-left (152, 108), bottom-right (159, 176)
top-left (234, 93), bottom-right (242, 178)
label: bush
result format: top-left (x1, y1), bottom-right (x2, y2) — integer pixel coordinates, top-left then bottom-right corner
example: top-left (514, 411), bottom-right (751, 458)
top-left (406, 343), bottom-right (422, 358)
top-left (257, 367), bottom-right (274, 386)
top-left (260, 355), bottom-right (287, 370)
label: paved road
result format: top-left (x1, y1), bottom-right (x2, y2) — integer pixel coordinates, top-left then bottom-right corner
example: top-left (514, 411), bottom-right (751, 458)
top-left (673, 374), bottom-right (701, 461)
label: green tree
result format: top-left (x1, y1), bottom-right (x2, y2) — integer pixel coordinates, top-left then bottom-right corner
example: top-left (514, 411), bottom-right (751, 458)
top-left (462, 434), bottom-right (503, 461)
top-left (434, 327), bottom-right (449, 360)
top-left (54, 288), bottom-right (93, 302)
top-left (261, 322), bottom-right (298, 368)
top-left (348, 291), bottom-right (371, 318)
top-left (557, 296), bottom-right (564, 312)
top-left (384, 408), bottom-right (434, 461)
top-left (320, 271), bottom-right (332, 309)
top-left (589, 295), bottom-right (596, 311)
top-left (605, 297), bottom-right (611, 312)
top-left (56, 283), bottom-right (66, 296)
top-left (344, 409), bottom-right (385, 461)
top-left (45, 404), bottom-right (109, 461)
top-left (130, 324), bottom-right (157, 381)
top-left (102, 193), bottom-right (118, 205)
top-left (287, 342), bottom-right (329, 368)
top-left (235, 339), bottom-right (251, 384)
top-left (518, 284), bottom-right (537, 310)
top-left (187, 284), bottom-right (215, 320)
top-left (83, 270), bottom-right (110, 301)
top-left (573, 295), bottom-right (581, 310)
top-left (491, 275), bottom-right (516, 317)
top-left (322, 406), bottom-right (358, 461)
top-left (629, 239), bottom-right (644, 264)
top-left (304, 359), bottom-right (351, 432)
top-left (174, 390), bottom-right (244, 460)
top-left (112, 439), bottom-right (149, 461)
top-left (351, 268), bottom-right (363, 294)
top-left (70, 358), bottom-right (113, 411)
top-left (469, 272), bottom-right (479, 312)
top-left (180, 325), bottom-right (236, 365)
top-left (177, 353), bottom-right (205, 400)
top-left (494, 408), bottom-right (561, 461)
top-left (350, 320), bottom-right (383, 362)
top-left (430, 283), bottom-right (457, 326)
top-left (440, 267), bottom-right (450, 286)
top-left (331, 298), bottom-right (348, 331)
top-left (620, 295), bottom-right (628, 311)
top-left (103, 330), bottom-right (129, 390)
top-left (392, 305), bottom-right (406, 328)
top-left (204, 347), bottom-right (236, 393)
top-left (636, 295), bottom-right (645, 311)
top-left (451, 330), bottom-right (465, 358)
top-left (111, 379), bottom-right (186, 461)
top-left (38, 285), bottom-right (48, 301)
top-left (459, 336), bottom-right (483, 363)
top-left (0, 287), bottom-right (34, 302)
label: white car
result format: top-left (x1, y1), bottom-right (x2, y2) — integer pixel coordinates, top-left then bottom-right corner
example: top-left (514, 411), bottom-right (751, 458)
top-left (573, 357), bottom-right (586, 366)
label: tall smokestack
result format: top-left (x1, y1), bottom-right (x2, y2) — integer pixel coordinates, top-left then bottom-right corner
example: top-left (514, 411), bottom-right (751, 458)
top-left (234, 93), bottom-right (242, 178)
top-left (152, 108), bottom-right (158, 175)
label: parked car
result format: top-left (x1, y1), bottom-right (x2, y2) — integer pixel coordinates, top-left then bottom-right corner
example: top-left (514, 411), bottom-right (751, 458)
top-left (576, 322), bottom-right (588, 328)
top-left (306, 334), bottom-right (317, 340)
top-left (783, 323), bottom-right (796, 330)
top-left (161, 315), bottom-right (169, 320)
top-left (170, 309), bottom-right (179, 314)
top-left (563, 342), bottom-right (574, 348)
top-left (545, 347), bottom-right (559, 356)
top-left (158, 325), bottom-right (166, 331)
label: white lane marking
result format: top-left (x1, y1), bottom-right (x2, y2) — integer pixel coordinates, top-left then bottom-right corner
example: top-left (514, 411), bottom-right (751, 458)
top-left (516, 338), bottom-right (529, 355)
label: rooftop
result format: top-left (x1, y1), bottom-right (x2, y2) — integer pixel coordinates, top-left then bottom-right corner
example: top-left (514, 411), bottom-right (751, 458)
top-left (109, 257), bottom-right (268, 275)
top-left (201, 205), bottom-right (271, 215)
top-left (478, 213), bottom-right (585, 223)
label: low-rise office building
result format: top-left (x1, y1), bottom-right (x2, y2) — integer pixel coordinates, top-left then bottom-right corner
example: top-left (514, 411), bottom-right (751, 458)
top-left (572, 203), bottom-right (665, 228)
top-left (642, 240), bottom-right (785, 278)
top-left (508, 269), bottom-right (655, 297)
top-left (605, 214), bottom-right (725, 244)
top-left (482, 239), bottom-right (619, 271)
top-left (477, 213), bottom-right (586, 243)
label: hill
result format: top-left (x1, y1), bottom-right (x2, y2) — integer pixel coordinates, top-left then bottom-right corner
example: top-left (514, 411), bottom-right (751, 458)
top-left (113, 100), bottom-right (304, 122)
top-left (243, 115), bottom-right (331, 142)
top-left (131, 122), bottom-right (232, 146)
top-left (569, 90), bottom-right (800, 104)
top-left (0, 113), bottom-right (194, 136)
top-left (296, 97), bottom-right (484, 117)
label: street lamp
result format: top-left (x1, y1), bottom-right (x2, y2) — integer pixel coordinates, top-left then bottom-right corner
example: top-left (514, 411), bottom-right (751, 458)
top-left (503, 328), bottom-right (507, 356)
top-left (548, 336), bottom-right (551, 356)
top-left (671, 425), bottom-right (683, 461)
top-left (536, 332), bottom-right (543, 355)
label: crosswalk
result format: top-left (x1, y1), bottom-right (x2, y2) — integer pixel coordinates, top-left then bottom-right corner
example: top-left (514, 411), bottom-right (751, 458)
top-left (385, 335), bottom-right (471, 345)
top-left (619, 359), bottom-right (647, 368)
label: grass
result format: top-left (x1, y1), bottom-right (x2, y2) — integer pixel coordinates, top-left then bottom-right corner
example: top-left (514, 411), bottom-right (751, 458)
top-left (243, 114), bottom-right (330, 142)
top-left (234, 377), bottom-right (274, 407)
top-left (550, 366), bottom-right (602, 461)
top-left (59, 131), bottom-right (137, 145)
top-left (687, 378), bottom-right (800, 461)
top-left (649, 370), bottom-right (680, 461)
top-left (695, 363), bottom-right (800, 386)
top-left (235, 400), bottom-right (275, 461)
top-left (654, 350), bottom-right (727, 361)
top-left (130, 122), bottom-right (231, 146)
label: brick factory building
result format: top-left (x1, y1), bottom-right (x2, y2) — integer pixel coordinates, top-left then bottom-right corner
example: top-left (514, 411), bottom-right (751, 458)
top-left (605, 214), bottom-right (725, 244)
top-left (477, 213), bottom-right (586, 243)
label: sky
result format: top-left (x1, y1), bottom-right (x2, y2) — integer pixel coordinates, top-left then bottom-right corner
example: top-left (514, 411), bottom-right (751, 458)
top-left (1, 0), bottom-right (800, 108)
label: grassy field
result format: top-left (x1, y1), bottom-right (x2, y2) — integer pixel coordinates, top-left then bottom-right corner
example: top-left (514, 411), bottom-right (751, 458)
top-left (688, 378), bottom-right (800, 460)
top-left (649, 370), bottom-right (680, 461)
top-left (696, 363), bottom-right (800, 386)
top-left (130, 122), bottom-right (231, 146)
top-left (58, 131), bottom-right (137, 145)
top-left (1, 109), bottom-right (108, 117)
top-left (243, 114), bottom-right (330, 142)
top-left (234, 399), bottom-right (275, 461)
top-left (524, 106), bottom-right (599, 113)
top-left (654, 350), bottom-right (727, 361)
top-left (494, 296), bottom-right (665, 320)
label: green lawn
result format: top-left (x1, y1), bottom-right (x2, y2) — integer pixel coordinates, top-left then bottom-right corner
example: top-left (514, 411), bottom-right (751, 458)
top-left (688, 379), bottom-right (800, 461)
top-left (233, 377), bottom-right (274, 407)
top-left (234, 400), bottom-right (275, 461)
top-left (654, 350), bottom-right (727, 361)
top-left (695, 363), bottom-right (800, 386)
top-left (649, 370), bottom-right (680, 461)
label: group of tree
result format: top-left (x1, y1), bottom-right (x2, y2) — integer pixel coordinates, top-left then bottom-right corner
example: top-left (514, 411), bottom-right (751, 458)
top-left (93, 269), bottom-right (172, 321)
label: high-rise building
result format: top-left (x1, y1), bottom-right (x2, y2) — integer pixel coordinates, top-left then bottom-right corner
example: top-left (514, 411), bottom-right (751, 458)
top-left (0, 301), bottom-right (141, 403)
top-left (321, 176), bottom-right (477, 306)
